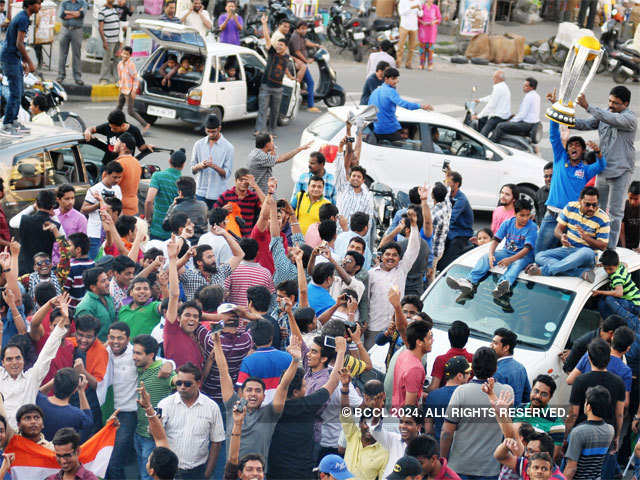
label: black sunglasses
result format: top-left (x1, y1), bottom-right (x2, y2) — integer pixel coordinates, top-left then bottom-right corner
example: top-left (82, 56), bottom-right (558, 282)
top-left (583, 202), bottom-right (598, 208)
top-left (176, 380), bottom-right (194, 387)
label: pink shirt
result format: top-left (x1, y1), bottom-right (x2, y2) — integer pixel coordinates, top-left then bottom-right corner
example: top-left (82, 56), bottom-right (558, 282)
top-left (163, 319), bottom-right (203, 369)
top-left (392, 349), bottom-right (425, 411)
top-left (53, 208), bottom-right (87, 265)
top-left (304, 222), bottom-right (322, 248)
top-left (418, 3), bottom-right (441, 44)
top-left (491, 206), bottom-right (515, 234)
top-left (224, 261), bottom-right (275, 306)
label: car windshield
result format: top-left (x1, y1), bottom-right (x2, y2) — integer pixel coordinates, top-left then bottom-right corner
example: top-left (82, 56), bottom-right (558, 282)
top-left (306, 112), bottom-right (345, 141)
top-left (147, 29), bottom-right (205, 49)
top-left (423, 264), bottom-right (575, 350)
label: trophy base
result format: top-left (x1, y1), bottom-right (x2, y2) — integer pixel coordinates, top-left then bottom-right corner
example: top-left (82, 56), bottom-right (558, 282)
top-left (545, 104), bottom-right (576, 127)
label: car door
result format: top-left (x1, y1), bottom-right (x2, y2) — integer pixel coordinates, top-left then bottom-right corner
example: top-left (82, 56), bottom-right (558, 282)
top-left (5, 148), bottom-right (55, 219)
top-left (45, 143), bottom-right (90, 210)
top-left (238, 52), bottom-right (266, 114)
top-left (425, 123), bottom-right (504, 209)
top-left (361, 122), bottom-right (428, 192)
top-left (210, 54), bottom-right (246, 121)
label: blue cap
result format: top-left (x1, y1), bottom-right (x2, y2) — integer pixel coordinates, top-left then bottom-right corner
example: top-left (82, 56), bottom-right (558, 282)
top-left (315, 455), bottom-right (353, 480)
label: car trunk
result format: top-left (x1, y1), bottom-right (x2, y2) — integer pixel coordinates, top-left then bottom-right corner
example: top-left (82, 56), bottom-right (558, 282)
top-left (143, 69), bottom-right (202, 99)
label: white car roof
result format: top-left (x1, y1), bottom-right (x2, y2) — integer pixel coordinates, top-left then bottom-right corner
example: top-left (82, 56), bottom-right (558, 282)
top-left (447, 243), bottom-right (640, 293)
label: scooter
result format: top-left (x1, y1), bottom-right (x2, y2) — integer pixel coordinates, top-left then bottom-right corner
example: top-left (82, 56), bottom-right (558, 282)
top-left (361, 6), bottom-right (399, 49)
top-left (327, 0), bottom-right (352, 48)
top-left (343, 15), bottom-right (367, 62)
top-left (609, 43), bottom-right (640, 84)
top-left (301, 48), bottom-right (346, 107)
top-left (463, 87), bottom-right (541, 154)
top-left (598, 10), bottom-right (624, 74)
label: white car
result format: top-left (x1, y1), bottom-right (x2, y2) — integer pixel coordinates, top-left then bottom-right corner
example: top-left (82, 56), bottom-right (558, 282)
top-left (410, 244), bottom-right (640, 406)
top-left (133, 19), bottom-right (300, 128)
top-left (291, 106), bottom-right (547, 210)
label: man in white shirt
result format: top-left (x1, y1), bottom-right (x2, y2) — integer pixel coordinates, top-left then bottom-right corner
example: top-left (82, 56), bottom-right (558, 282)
top-left (493, 77), bottom-right (541, 143)
top-left (180, 0), bottom-right (212, 38)
top-left (158, 363), bottom-right (225, 479)
top-left (397, 0), bottom-right (422, 69)
top-left (475, 70), bottom-right (511, 138)
top-left (198, 207), bottom-right (233, 264)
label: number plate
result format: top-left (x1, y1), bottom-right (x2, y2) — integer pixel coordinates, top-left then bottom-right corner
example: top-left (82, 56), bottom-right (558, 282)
top-left (353, 31), bottom-right (365, 40)
top-left (147, 105), bottom-right (176, 119)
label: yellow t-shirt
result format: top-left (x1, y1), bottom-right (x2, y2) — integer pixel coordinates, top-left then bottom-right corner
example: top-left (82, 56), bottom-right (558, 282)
top-left (294, 192), bottom-right (331, 235)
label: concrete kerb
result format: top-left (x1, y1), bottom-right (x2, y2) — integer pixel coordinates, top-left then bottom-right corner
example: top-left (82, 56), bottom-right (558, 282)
top-left (60, 81), bottom-right (119, 101)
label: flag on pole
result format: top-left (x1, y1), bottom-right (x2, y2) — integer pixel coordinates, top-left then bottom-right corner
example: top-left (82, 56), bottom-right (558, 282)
top-left (4, 420), bottom-right (118, 480)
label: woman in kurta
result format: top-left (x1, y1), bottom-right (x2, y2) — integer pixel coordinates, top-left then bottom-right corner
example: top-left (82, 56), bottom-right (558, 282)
top-left (418, 0), bottom-right (441, 70)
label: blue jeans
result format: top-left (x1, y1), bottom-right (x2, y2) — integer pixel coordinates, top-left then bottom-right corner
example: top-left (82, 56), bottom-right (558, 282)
top-left (468, 249), bottom-right (533, 287)
top-left (105, 411), bottom-right (137, 480)
top-left (303, 68), bottom-right (315, 107)
top-left (598, 296), bottom-right (640, 331)
top-left (601, 450), bottom-right (620, 479)
top-left (134, 433), bottom-right (156, 480)
top-left (535, 246), bottom-right (596, 278)
top-left (1, 60), bottom-right (22, 125)
top-left (535, 211), bottom-right (560, 256)
top-left (89, 237), bottom-right (101, 260)
top-left (176, 464), bottom-right (206, 479)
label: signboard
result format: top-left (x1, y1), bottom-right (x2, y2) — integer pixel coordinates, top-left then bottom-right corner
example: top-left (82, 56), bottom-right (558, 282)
top-left (34, 1), bottom-right (56, 44)
top-left (459, 0), bottom-right (493, 36)
top-left (129, 30), bottom-right (153, 57)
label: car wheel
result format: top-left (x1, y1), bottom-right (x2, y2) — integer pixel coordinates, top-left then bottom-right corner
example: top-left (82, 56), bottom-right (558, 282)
top-left (613, 68), bottom-right (629, 84)
top-left (324, 91), bottom-right (345, 107)
top-left (140, 112), bottom-right (158, 125)
top-left (518, 186), bottom-right (537, 217)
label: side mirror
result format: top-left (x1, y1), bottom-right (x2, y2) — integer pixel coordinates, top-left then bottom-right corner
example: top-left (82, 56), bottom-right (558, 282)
top-left (485, 149), bottom-right (495, 160)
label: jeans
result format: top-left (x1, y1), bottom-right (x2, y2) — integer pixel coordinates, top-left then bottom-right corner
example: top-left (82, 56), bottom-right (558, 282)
top-left (598, 296), bottom-right (640, 331)
top-left (577, 0), bottom-right (597, 28)
top-left (89, 237), bottom-right (101, 260)
top-left (597, 171), bottom-right (632, 249)
top-left (397, 27), bottom-right (418, 67)
top-left (601, 450), bottom-right (620, 479)
top-left (57, 26), bottom-right (83, 81)
top-left (303, 68), bottom-right (315, 108)
top-left (535, 246), bottom-right (596, 277)
top-left (1, 60), bottom-right (22, 125)
top-left (492, 121), bottom-right (536, 143)
top-left (478, 116), bottom-right (504, 138)
top-left (117, 93), bottom-right (148, 128)
top-left (176, 464), bottom-right (206, 479)
top-left (535, 211), bottom-right (560, 256)
top-left (469, 249), bottom-right (534, 287)
top-left (99, 42), bottom-right (120, 83)
top-left (105, 411), bottom-right (137, 480)
top-left (134, 433), bottom-right (156, 480)
top-left (255, 84), bottom-right (282, 133)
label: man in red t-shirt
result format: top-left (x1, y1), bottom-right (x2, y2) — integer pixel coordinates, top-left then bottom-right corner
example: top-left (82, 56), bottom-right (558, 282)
top-left (406, 434), bottom-right (462, 480)
top-left (392, 319), bottom-right (433, 411)
top-left (428, 320), bottom-right (474, 393)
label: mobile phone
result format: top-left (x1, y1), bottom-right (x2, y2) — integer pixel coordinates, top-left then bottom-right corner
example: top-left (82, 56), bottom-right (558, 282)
top-left (442, 160), bottom-right (450, 172)
top-left (155, 407), bottom-right (162, 418)
top-left (210, 322), bottom-right (224, 333)
top-left (344, 320), bottom-right (357, 330)
top-left (236, 398), bottom-right (248, 413)
top-left (346, 136), bottom-right (355, 143)
top-left (323, 335), bottom-right (336, 348)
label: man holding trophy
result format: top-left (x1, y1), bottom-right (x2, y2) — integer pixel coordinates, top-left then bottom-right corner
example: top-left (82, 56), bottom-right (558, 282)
top-left (573, 86), bottom-right (636, 249)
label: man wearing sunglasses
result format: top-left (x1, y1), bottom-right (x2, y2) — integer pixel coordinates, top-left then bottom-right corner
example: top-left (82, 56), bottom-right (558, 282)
top-left (157, 362), bottom-right (225, 480)
top-left (528, 186), bottom-right (610, 283)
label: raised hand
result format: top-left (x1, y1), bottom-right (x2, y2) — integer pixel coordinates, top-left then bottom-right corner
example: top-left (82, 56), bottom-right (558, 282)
top-left (137, 382), bottom-right (152, 410)
top-left (267, 177), bottom-right (278, 195)
top-left (9, 237), bottom-right (19, 257)
top-left (78, 374), bottom-right (88, 391)
top-left (388, 285), bottom-right (401, 307)
top-left (1, 288), bottom-right (15, 307)
top-left (287, 334), bottom-right (302, 361)
top-left (166, 234), bottom-right (179, 259)
top-left (546, 88), bottom-right (557, 103)
top-left (212, 225), bottom-right (227, 236)
top-left (418, 184), bottom-right (430, 201)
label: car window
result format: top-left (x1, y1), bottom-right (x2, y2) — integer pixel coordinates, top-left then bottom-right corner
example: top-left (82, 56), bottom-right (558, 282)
top-left (362, 122), bottom-right (423, 151)
top-left (217, 55), bottom-right (241, 82)
top-left (45, 145), bottom-right (82, 186)
top-left (240, 53), bottom-right (264, 71)
top-left (568, 304), bottom-right (600, 349)
top-left (307, 113), bottom-right (344, 141)
top-left (423, 264), bottom-right (575, 350)
top-left (77, 143), bottom-right (104, 184)
top-left (10, 150), bottom-right (48, 191)
top-left (432, 126), bottom-right (486, 159)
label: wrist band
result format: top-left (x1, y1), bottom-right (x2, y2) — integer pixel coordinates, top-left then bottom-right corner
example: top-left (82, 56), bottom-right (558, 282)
top-left (231, 433), bottom-right (241, 437)
top-left (145, 412), bottom-right (157, 418)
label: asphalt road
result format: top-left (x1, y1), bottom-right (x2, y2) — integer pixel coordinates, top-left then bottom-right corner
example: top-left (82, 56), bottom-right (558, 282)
top-left (66, 54), bottom-right (639, 229)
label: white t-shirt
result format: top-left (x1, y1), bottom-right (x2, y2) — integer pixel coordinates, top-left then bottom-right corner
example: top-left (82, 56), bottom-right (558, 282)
top-left (398, 0), bottom-right (422, 30)
top-left (183, 9), bottom-right (212, 38)
top-left (198, 231), bottom-right (232, 264)
top-left (85, 182), bottom-right (122, 238)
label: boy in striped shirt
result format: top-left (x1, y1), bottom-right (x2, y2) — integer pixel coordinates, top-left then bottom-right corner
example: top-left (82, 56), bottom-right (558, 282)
top-left (594, 248), bottom-right (640, 328)
top-left (529, 186), bottom-right (609, 283)
top-left (64, 233), bottom-right (95, 308)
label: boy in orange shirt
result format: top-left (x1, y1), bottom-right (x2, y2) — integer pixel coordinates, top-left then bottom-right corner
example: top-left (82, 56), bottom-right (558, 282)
top-left (116, 46), bottom-right (150, 131)
top-left (115, 132), bottom-right (141, 215)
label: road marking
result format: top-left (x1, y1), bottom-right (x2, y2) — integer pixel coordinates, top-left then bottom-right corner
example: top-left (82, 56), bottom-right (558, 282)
top-left (434, 103), bottom-right (465, 114)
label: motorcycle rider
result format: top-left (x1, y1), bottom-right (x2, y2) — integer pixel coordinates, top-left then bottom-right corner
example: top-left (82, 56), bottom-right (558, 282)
top-left (492, 77), bottom-right (540, 144)
top-left (368, 67), bottom-right (432, 143)
top-left (289, 21), bottom-right (322, 113)
top-left (473, 70), bottom-right (511, 138)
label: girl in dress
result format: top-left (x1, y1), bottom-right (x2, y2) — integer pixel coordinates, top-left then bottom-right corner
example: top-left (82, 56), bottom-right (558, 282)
top-left (418, 0), bottom-right (441, 70)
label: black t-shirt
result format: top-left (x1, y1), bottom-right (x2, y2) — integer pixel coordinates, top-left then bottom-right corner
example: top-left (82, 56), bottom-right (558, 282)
top-left (622, 200), bottom-right (640, 248)
top-left (18, 211), bottom-right (60, 275)
top-left (115, 2), bottom-right (133, 22)
top-left (95, 123), bottom-right (145, 164)
top-left (262, 46), bottom-right (289, 88)
top-left (570, 370), bottom-right (625, 430)
top-left (267, 387), bottom-right (330, 478)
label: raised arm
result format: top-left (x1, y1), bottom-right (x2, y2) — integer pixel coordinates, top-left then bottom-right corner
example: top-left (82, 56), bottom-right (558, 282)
top-left (261, 14), bottom-right (271, 50)
top-left (419, 186), bottom-right (433, 238)
top-left (138, 382), bottom-right (169, 448)
top-left (293, 247), bottom-right (308, 307)
top-left (213, 226), bottom-right (244, 270)
top-left (320, 336), bottom-right (347, 394)
top-left (272, 336), bottom-right (302, 414)
top-left (165, 235), bottom-right (180, 324)
top-left (212, 332), bottom-right (235, 403)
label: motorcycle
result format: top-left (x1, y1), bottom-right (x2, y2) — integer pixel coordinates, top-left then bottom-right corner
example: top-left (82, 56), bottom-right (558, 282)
top-left (343, 15), bottom-right (367, 62)
top-left (327, 0), bottom-right (352, 48)
top-left (301, 47), bottom-right (346, 107)
top-left (267, 0), bottom-right (323, 44)
top-left (369, 182), bottom-right (400, 242)
top-left (360, 6), bottom-right (399, 49)
top-left (463, 87), bottom-right (542, 155)
top-left (598, 10), bottom-right (624, 74)
top-left (609, 43), bottom-right (640, 84)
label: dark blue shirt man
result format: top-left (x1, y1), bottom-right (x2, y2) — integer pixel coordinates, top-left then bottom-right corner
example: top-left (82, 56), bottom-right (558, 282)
top-left (368, 67), bottom-right (432, 142)
top-left (439, 170), bottom-right (473, 271)
top-left (0, 0), bottom-right (40, 136)
top-left (491, 328), bottom-right (531, 407)
top-left (360, 61), bottom-right (388, 105)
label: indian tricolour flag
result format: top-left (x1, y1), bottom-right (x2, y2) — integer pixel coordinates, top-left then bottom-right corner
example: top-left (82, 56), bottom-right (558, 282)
top-left (4, 420), bottom-right (118, 480)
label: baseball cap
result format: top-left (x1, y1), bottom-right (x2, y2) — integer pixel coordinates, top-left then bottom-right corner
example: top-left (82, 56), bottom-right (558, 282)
top-left (386, 456), bottom-right (422, 480)
top-left (314, 454), bottom-right (353, 480)
top-left (218, 303), bottom-right (239, 314)
top-left (444, 355), bottom-right (472, 377)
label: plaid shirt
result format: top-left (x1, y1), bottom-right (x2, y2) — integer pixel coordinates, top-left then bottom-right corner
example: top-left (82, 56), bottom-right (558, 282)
top-left (270, 232), bottom-right (304, 286)
top-left (431, 200), bottom-right (452, 259)
top-left (179, 264), bottom-right (232, 300)
top-left (117, 58), bottom-right (139, 95)
top-left (292, 171), bottom-right (336, 204)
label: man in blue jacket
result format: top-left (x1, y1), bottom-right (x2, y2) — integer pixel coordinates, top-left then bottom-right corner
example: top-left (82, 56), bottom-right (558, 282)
top-left (535, 90), bottom-right (606, 255)
top-left (368, 67), bottom-right (432, 143)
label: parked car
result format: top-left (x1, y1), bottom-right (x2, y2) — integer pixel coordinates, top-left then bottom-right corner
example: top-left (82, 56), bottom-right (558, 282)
top-left (290, 106), bottom-right (546, 212)
top-left (0, 124), bottom-right (158, 223)
top-left (379, 244), bottom-right (640, 407)
top-left (133, 19), bottom-right (301, 129)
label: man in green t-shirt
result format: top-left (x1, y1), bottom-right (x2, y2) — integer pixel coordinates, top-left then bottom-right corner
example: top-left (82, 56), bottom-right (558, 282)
top-left (594, 248), bottom-right (640, 330)
top-left (133, 334), bottom-right (175, 480)
top-left (119, 276), bottom-right (163, 338)
top-left (144, 149), bottom-right (186, 240)
top-left (511, 373), bottom-right (565, 460)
